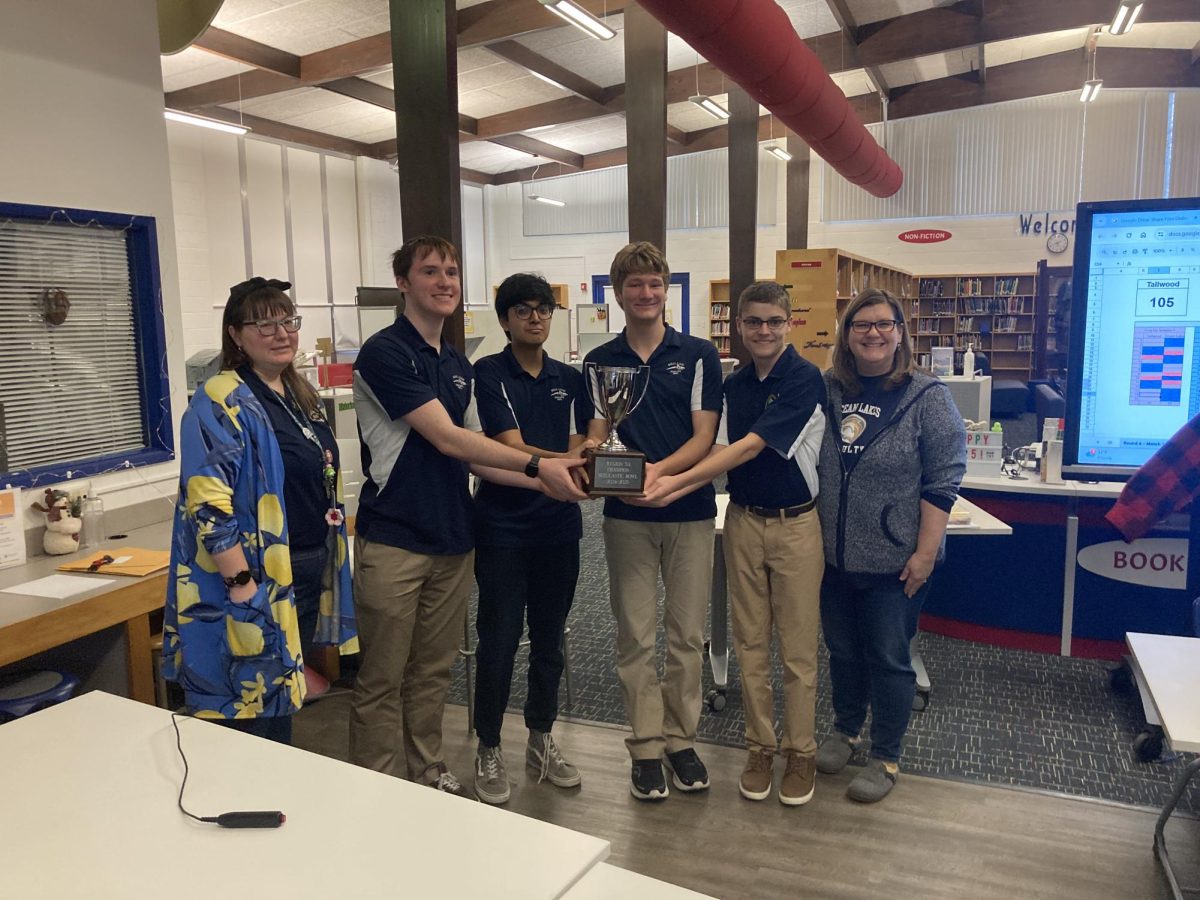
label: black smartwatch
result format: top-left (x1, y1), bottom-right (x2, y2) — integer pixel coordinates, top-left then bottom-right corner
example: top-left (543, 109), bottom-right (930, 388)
top-left (223, 570), bottom-right (253, 589)
top-left (524, 454), bottom-right (541, 478)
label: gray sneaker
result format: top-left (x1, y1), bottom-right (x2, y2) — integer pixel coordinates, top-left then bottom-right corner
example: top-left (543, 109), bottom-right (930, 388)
top-left (527, 730), bottom-right (581, 788)
top-left (474, 745), bottom-right (510, 805)
top-left (847, 758), bottom-right (898, 803)
top-left (428, 766), bottom-right (471, 799)
top-left (815, 732), bottom-right (856, 774)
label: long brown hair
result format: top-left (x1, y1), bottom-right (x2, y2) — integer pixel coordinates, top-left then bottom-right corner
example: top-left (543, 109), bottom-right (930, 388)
top-left (221, 279), bottom-right (321, 417)
top-left (830, 288), bottom-right (916, 398)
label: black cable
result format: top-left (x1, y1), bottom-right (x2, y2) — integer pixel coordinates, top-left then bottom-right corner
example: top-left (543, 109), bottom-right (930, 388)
top-left (171, 712), bottom-right (285, 828)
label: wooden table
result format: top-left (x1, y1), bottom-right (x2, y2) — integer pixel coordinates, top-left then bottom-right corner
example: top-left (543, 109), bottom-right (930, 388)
top-left (0, 523), bottom-right (169, 704)
top-left (1126, 632), bottom-right (1200, 899)
top-left (0, 691), bottom-right (610, 899)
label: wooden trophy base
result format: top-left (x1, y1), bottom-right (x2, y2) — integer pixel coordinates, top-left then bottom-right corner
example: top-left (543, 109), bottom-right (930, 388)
top-left (584, 448), bottom-right (646, 497)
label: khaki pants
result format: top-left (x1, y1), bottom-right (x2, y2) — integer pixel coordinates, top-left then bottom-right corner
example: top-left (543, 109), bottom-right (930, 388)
top-left (348, 537), bottom-right (473, 781)
top-left (724, 503), bottom-right (824, 756)
top-left (603, 517), bottom-right (714, 759)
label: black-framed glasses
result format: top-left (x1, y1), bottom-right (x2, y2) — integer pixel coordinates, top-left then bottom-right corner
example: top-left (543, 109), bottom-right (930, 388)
top-left (741, 316), bottom-right (789, 332)
top-left (510, 303), bottom-right (556, 320)
top-left (849, 319), bottom-right (899, 334)
top-left (242, 315), bottom-right (302, 336)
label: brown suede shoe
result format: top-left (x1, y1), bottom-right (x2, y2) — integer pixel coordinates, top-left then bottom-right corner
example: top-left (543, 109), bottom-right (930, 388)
top-left (779, 751), bottom-right (815, 806)
top-left (738, 749), bottom-right (774, 801)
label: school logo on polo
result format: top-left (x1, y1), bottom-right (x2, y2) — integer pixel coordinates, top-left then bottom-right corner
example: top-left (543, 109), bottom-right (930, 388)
top-left (550, 387), bottom-right (568, 401)
top-left (452, 375), bottom-right (467, 390)
top-left (666, 362), bottom-right (686, 375)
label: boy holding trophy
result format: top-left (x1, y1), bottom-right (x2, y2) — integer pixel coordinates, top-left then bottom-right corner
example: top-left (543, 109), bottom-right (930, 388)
top-left (637, 281), bottom-right (825, 807)
top-left (583, 242), bottom-right (722, 800)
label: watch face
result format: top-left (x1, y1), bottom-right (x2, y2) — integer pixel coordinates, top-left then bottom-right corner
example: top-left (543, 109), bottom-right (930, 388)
top-left (1047, 232), bottom-right (1069, 254)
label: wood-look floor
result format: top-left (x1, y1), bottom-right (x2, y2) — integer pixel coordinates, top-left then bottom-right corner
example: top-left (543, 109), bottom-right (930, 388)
top-left (294, 694), bottom-right (1198, 899)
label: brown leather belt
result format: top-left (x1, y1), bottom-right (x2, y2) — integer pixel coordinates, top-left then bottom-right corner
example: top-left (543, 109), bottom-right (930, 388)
top-left (743, 498), bottom-right (816, 520)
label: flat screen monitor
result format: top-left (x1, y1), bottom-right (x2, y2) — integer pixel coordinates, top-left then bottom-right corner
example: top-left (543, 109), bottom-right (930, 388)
top-left (1064, 197), bottom-right (1200, 481)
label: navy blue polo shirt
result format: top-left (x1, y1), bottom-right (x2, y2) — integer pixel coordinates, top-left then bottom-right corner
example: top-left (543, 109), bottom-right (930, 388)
top-left (473, 347), bottom-right (589, 547)
top-left (353, 314), bottom-right (479, 555)
top-left (239, 366), bottom-right (339, 551)
top-left (582, 326), bottom-right (722, 522)
top-left (719, 345), bottom-right (825, 509)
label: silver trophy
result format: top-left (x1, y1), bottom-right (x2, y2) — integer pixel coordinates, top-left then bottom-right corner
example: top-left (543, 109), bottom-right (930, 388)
top-left (584, 363), bottom-right (650, 495)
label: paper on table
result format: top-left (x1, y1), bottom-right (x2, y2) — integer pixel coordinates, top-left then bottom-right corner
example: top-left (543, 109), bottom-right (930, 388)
top-left (1, 574), bottom-right (115, 599)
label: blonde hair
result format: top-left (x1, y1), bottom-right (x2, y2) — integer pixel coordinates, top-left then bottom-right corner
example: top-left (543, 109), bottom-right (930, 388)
top-left (609, 241), bottom-right (670, 296)
top-left (830, 289), bottom-right (915, 397)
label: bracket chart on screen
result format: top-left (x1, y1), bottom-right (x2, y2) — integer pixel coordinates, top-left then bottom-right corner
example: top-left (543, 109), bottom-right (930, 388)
top-left (1075, 203), bottom-right (1200, 471)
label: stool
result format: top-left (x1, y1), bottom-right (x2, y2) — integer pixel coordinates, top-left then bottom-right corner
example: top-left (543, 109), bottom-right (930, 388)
top-left (150, 633), bottom-right (169, 709)
top-left (0, 670), bottom-right (80, 723)
top-left (459, 617), bottom-right (575, 737)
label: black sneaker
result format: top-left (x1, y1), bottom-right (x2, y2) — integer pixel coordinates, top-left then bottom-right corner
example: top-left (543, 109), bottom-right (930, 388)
top-left (665, 748), bottom-right (710, 792)
top-left (630, 759), bottom-right (669, 801)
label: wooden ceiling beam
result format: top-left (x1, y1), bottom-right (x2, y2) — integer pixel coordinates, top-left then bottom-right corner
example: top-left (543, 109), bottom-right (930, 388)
top-left (486, 133), bottom-right (584, 169)
top-left (823, 0), bottom-right (889, 95)
top-left (857, 0), bottom-right (1200, 69)
top-left (192, 27), bottom-right (301, 78)
top-left (321, 77), bottom-right (395, 111)
top-left (487, 40), bottom-right (611, 106)
top-left (201, 108), bottom-right (374, 156)
top-left (458, 0), bottom-right (626, 47)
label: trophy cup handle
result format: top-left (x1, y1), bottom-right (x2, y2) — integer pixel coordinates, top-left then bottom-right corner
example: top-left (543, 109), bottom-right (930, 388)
top-left (626, 365), bottom-right (651, 418)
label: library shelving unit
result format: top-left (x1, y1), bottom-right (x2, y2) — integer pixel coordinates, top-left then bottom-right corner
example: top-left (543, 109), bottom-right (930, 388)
top-left (912, 273), bottom-right (1037, 381)
top-left (1036, 261), bottom-right (1072, 379)
top-left (775, 248), bottom-right (914, 368)
top-left (708, 279), bottom-right (732, 356)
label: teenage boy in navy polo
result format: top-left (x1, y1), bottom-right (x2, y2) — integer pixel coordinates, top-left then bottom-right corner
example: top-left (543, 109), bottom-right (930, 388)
top-left (350, 237), bottom-right (585, 796)
top-left (637, 281), bottom-right (825, 806)
top-left (470, 273), bottom-right (590, 805)
top-left (583, 241), bottom-right (722, 801)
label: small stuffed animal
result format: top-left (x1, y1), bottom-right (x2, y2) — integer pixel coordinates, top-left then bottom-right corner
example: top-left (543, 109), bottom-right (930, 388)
top-left (31, 488), bottom-right (82, 555)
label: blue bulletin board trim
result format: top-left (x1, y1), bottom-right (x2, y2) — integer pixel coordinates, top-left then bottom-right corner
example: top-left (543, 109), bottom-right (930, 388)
top-left (590, 272), bottom-right (691, 334)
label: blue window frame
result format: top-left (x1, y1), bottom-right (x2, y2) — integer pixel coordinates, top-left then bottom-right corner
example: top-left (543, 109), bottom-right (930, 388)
top-left (0, 202), bottom-right (174, 487)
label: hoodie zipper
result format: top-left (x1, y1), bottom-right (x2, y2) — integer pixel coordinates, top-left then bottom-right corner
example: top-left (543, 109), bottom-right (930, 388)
top-left (832, 380), bottom-right (939, 570)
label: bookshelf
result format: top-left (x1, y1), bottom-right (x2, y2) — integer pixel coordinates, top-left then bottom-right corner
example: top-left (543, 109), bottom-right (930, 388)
top-left (912, 273), bottom-right (1037, 380)
top-left (775, 248), bottom-right (914, 368)
top-left (708, 279), bottom-right (732, 356)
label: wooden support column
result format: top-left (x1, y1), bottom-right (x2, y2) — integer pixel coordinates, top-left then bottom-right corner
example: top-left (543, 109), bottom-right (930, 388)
top-left (390, 0), bottom-right (465, 349)
top-left (727, 85), bottom-right (758, 367)
top-left (785, 130), bottom-right (810, 249)
top-left (623, 3), bottom-right (667, 250)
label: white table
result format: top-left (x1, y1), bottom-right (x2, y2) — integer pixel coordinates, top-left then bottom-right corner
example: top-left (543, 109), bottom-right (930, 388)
top-left (1126, 632), bottom-right (1200, 899)
top-left (0, 691), bottom-right (609, 899)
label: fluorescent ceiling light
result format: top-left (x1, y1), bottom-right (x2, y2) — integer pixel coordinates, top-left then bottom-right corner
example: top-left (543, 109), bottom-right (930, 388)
top-left (1108, 1), bottom-right (1143, 35)
top-left (1079, 79), bottom-right (1103, 103)
top-left (537, 0), bottom-right (616, 41)
top-left (164, 109), bottom-right (249, 135)
top-left (529, 70), bottom-right (568, 92)
top-left (529, 194), bottom-right (566, 207)
top-left (689, 95), bottom-right (730, 120)
top-left (763, 143), bottom-right (793, 162)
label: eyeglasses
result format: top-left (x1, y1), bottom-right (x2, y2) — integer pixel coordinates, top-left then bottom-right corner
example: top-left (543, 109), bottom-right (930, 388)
top-left (741, 316), bottom-right (789, 332)
top-left (849, 319), bottom-right (899, 334)
top-left (241, 315), bottom-right (302, 336)
top-left (510, 304), bottom-right (556, 320)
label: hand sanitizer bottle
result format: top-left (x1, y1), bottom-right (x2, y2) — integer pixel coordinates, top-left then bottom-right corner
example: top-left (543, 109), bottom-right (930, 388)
top-left (962, 343), bottom-right (975, 380)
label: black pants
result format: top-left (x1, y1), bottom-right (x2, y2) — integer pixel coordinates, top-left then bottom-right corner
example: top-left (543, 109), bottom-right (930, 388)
top-left (290, 543), bottom-right (329, 665)
top-left (212, 714), bottom-right (293, 745)
top-left (473, 542), bottom-right (579, 748)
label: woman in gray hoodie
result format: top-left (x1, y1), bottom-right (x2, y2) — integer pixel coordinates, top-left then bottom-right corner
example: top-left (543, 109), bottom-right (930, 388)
top-left (814, 289), bottom-right (966, 803)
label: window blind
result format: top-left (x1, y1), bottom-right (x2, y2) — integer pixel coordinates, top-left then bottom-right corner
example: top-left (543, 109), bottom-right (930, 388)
top-left (0, 218), bottom-right (145, 472)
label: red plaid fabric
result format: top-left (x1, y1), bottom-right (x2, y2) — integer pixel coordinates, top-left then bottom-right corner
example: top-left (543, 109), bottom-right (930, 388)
top-left (1106, 412), bottom-right (1200, 542)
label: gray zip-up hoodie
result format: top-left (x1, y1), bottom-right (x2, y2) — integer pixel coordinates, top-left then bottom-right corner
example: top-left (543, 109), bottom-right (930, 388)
top-left (817, 370), bottom-right (967, 574)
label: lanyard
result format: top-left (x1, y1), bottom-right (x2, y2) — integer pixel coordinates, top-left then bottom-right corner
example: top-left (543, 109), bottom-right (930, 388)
top-left (279, 385), bottom-right (338, 505)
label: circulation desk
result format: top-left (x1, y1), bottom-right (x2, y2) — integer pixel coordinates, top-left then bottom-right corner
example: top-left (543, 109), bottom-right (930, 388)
top-left (925, 475), bottom-right (1196, 658)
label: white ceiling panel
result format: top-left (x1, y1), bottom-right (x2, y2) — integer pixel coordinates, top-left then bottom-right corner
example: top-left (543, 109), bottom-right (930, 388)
top-left (845, 0), bottom-right (950, 27)
top-left (161, 46), bottom-right (253, 92)
top-left (517, 15), bottom-right (627, 87)
top-left (227, 87), bottom-right (349, 119)
top-left (985, 28), bottom-right (1090, 68)
top-left (312, 105), bottom-right (397, 142)
top-left (531, 116), bottom-right (627, 154)
top-left (878, 47), bottom-right (974, 89)
top-left (831, 68), bottom-right (876, 98)
top-left (214, 0), bottom-right (391, 55)
top-left (459, 142), bottom-right (545, 174)
top-left (460, 76), bottom-right (565, 117)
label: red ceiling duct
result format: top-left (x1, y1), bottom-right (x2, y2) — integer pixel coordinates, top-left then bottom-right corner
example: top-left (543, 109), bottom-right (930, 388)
top-left (635, 0), bottom-right (902, 198)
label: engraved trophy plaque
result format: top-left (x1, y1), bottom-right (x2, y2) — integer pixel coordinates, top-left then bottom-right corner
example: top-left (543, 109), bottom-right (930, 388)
top-left (584, 363), bottom-right (650, 496)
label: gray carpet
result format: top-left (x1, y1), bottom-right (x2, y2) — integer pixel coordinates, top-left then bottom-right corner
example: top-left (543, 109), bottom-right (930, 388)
top-left (447, 498), bottom-right (1198, 814)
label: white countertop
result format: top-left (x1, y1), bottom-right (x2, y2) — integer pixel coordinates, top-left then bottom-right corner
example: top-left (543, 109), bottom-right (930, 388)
top-left (961, 473), bottom-right (1124, 499)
